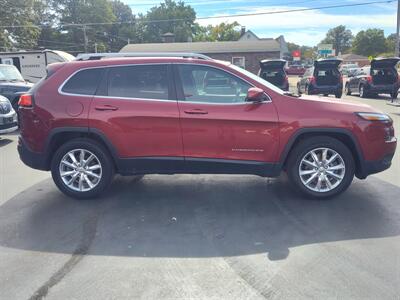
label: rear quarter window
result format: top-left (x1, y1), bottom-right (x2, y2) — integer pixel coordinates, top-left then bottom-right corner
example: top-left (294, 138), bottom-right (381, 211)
top-left (61, 68), bottom-right (104, 95)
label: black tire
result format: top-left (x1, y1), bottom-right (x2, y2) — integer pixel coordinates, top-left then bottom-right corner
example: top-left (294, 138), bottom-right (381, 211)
top-left (323, 94), bottom-right (329, 97)
top-left (306, 85), bottom-right (311, 95)
top-left (391, 91), bottom-right (398, 99)
top-left (286, 136), bottom-right (355, 199)
top-left (51, 138), bottom-right (114, 199)
top-left (359, 84), bottom-right (368, 98)
top-left (335, 91), bottom-right (342, 99)
top-left (345, 83), bottom-right (351, 95)
top-left (297, 83), bottom-right (302, 95)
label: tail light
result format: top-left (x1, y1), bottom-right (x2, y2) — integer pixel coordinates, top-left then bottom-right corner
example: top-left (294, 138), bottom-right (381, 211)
top-left (366, 75), bottom-right (373, 84)
top-left (284, 75), bottom-right (288, 82)
top-left (18, 94), bottom-right (33, 108)
top-left (339, 75), bottom-right (343, 83)
top-left (309, 76), bottom-right (316, 84)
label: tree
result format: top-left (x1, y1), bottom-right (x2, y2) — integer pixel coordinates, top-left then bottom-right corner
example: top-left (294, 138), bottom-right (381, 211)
top-left (193, 22), bottom-right (241, 42)
top-left (0, 0), bottom-right (42, 50)
top-left (144, 0), bottom-right (196, 43)
top-left (352, 28), bottom-right (388, 57)
top-left (54, 0), bottom-right (116, 52)
top-left (321, 25), bottom-right (353, 55)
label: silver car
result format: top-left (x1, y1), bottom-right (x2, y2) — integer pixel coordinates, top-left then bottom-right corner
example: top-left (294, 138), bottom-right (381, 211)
top-left (0, 95), bottom-right (18, 134)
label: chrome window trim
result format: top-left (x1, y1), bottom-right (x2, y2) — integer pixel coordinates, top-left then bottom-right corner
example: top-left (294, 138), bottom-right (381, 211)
top-left (57, 62), bottom-right (272, 104)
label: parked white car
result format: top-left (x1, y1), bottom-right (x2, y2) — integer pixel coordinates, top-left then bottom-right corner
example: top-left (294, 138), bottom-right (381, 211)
top-left (0, 95), bottom-right (18, 134)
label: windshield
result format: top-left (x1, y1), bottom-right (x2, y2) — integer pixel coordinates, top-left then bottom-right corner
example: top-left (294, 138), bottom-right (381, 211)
top-left (230, 64), bottom-right (285, 95)
top-left (0, 65), bottom-right (24, 82)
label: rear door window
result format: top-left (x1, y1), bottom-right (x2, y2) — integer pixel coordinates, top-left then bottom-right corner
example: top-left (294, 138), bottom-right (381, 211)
top-left (62, 68), bottom-right (105, 95)
top-left (107, 64), bottom-right (169, 100)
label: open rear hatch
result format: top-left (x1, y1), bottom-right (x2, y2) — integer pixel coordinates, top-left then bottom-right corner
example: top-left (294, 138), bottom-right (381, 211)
top-left (370, 57), bottom-right (399, 85)
top-left (314, 58), bottom-right (342, 86)
top-left (259, 59), bottom-right (287, 86)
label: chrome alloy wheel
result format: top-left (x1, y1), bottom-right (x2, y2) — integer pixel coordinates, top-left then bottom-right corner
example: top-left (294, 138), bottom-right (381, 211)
top-left (59, 149), bottom-right (102, 192)
top-left (299, 147), bottom-right (346, 193)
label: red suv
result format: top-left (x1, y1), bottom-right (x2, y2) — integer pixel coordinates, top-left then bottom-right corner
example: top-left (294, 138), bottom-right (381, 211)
top-left (17, 53), bottom-right (397, 199)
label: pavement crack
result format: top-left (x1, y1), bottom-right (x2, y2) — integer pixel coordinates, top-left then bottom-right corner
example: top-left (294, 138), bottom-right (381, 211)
top-left (28, 213), bottom-right (99, 300)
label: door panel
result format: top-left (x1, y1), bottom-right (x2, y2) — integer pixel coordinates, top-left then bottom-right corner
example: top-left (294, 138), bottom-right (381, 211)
top-left (175, 64), bottom-right (279, 163)
top-left (89, 64), bottom-right (183, 159)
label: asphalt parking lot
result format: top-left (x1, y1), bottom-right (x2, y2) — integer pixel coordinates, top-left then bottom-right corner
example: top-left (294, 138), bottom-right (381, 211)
top-left (0, 92), bottom-right (399, 299)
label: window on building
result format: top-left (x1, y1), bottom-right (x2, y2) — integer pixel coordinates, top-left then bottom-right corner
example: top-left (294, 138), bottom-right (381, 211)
top-left (232, 57), bottom-right (246, 69)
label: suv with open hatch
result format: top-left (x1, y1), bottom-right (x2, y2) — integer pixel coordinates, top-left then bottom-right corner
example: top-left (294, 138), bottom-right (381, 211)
top-left (344, 57), bottom-right (400, 99)
top-left (297, 58), bottom-right (343, 98)
top-left (258, 59), bottom-right (289, 91)
top-left (18, 53), bottom-right (396, 199)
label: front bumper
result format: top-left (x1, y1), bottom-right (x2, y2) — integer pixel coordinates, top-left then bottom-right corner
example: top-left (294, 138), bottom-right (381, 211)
top-left (0, 111), bottom-right (18, 134)
top-left (18, 137), bottom-right (49, 171)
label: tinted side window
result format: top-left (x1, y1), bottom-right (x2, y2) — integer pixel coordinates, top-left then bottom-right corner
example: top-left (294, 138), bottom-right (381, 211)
top-left (177, 64), bottom-right (251, 104)
top-left (62, 68), bottom-right (104, 95)
top-left (107, 65), bottom-right (169, 100)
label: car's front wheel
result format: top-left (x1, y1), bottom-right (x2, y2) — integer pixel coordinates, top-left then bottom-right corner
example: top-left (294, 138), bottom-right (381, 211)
top-left (51, 138), bottom-right (114, 199)
top-left (287, 137), bottom-right (355, 199)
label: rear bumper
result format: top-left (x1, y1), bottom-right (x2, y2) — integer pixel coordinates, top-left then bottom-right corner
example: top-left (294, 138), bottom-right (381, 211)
top-left (309, 84), bottom-right (343, 94)
top-left (366, 84), bottom-right (399, 94)
top-left (17, 137), bottom-right (49, 171)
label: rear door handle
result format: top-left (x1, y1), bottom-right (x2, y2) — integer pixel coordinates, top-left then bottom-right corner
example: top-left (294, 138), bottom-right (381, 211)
top-left (95, 105), bottom-right (118, 111)
top-left (184, 109), bottom-right (208, 115)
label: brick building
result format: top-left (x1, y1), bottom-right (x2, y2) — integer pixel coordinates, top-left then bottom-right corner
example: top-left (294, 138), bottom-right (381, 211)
top-left (120, 31), bottom-right (287, 74)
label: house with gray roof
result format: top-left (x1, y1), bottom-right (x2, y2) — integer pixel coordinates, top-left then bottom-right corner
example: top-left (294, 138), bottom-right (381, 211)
top-left (120, 29), bottom-right (287, 74)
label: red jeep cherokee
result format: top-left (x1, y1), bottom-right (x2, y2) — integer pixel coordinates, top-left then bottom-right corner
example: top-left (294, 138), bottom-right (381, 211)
top-left (17, 53), bottom-right (397, 199)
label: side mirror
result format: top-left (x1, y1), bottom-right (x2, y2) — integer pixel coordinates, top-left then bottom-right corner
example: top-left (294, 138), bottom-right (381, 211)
top-left (246, 87), bottom-right (266, 102)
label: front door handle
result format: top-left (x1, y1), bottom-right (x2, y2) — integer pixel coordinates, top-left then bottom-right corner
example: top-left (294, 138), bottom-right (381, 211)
top-left (95, 105), bottom-right (119, 111)
top-left (184, 109), bottom-right (208, 115)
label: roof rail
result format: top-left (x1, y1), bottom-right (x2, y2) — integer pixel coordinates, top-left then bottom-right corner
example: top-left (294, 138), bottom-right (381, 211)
top-left (75, 52), bottom-right (212, 61)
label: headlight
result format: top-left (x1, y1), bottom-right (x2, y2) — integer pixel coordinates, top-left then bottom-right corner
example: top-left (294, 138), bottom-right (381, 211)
top-left (355, 112), bottom-right (392, 122)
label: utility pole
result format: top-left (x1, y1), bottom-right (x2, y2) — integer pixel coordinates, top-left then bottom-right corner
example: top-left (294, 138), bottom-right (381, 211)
top-left (94, 43), bottom-right (97, 53)
top-left (396, 0), bottom-right (400, 57)
top-left (83, 25), bottom-right (88, 53)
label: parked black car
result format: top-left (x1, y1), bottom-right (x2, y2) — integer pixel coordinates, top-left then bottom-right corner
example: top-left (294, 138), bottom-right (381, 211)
top-left (258, 59), bottom-right (289, 91)
top-left (297, 58), bottom-right (343, 98)
top-left (0, 64), bottom-right (33, 110)
top-left (344, 57), bottom-right (400, 99)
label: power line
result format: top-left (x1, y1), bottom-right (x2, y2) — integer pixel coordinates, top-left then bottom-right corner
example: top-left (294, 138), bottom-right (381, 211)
top-left (0, 0), bottom-right (395, 29)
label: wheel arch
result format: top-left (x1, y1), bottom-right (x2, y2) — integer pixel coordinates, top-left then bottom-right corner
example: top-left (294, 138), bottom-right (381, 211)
top-left (44, 127), bottom-right (119, 170)
top-left (280, 128), bottom-right (365, 178)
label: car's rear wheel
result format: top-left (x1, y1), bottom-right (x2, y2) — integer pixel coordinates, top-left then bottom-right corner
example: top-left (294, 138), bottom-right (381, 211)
top-left (345, 83), bottom-right (351, 95)
top-left (391, 91), bottom-right (398, 99)
top-left (287, 137), bottom-right (355, 199)
top-left (335, 91), bottom-right (342, 98)
top-left (51, 138), bottom-right (114, 199)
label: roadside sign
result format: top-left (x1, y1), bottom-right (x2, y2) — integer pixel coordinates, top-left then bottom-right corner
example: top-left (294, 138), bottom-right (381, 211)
top-left (318, 44), bottom-right (333, 57)
top-left (292, 50), bottom-right (301, 58)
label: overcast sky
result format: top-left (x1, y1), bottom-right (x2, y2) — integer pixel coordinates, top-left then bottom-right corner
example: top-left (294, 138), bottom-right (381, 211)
top-left (122, 0), bottom-right (397, 46)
